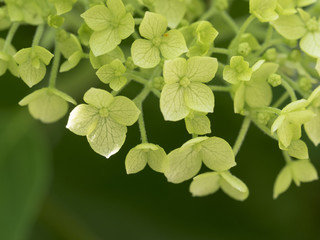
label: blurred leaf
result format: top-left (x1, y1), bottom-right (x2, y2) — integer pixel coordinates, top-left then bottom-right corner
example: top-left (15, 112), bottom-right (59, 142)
top-left (0, 110), bottom-right (51, 240)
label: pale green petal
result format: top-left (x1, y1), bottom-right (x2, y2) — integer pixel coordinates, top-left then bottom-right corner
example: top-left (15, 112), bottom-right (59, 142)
top-left (118, 13), bottom-right (134, 39)
top-left (90, 28), bottom-right (120, 56)
top-left (234, 82), bottom-right (246, 114)
top-left (83, 88), bottom-right (114, 109)
top-left (219, 171), bottom-right (249, 201)
top-left (14, 48), bottom-right (32, 64)
top-left (125, 145), bottom-right (148, 174)
top-left (273, 166), bottom-right (292, 199)
top-left (304, 107), bottom-right (320, 146)
top-left (160, 29), bottom-right (188, 59)
top-left (282, 99), bottom-right (308, 113)
top-left (87, 116), bottom-right (127, 158)
top-left (131, 39), bottom-right (160, 68)
top-left (245, 81), bottom-right (272, 108)
top-left (139, 11), bottom-right (167, 39)
top-left (286, 109), bottom-right (315, 125)
top-left (189, 172), bottom-right (220, 197)
top-left (185, 112), bottom-right (211, 135)
top-left (291, 159), bottom-right (318, 183)
top-left (300, 32), bottom-right (320, 58)
top-left (154, 0), bottom-right (186, 28)
top-left (33, 46), bottom-right (54, 65)
top-left (271, 115), bottom-right (285, 133)
top-left (271, 14), bottom-right (306, 40)
top-left (250, 62), bottom-right (279, 82)
top-left (59, 51), bottom-right (83, 72)
top-left (19, 88), bottom-right (48, 106)
top-left (287, 140), bottom-right (309, 159)
top-left (53, 0), bottom-right (77, 15)
top-left (298, 0), bottom-right (316, 7)
top-left (163, 58), bottom-right (187, 84)
top-left (89, 47), bottom-right (125, 69)
top-left (181, 137), bottom-right (208, 149)
top-left (160, 83), bottom-right (190, 121)
top-left (277, 120), bottom-right (294, 148)
top-left (66, 104), bottom-right (99, 136)
top-left (108, 96), bottom-right (140, 126)
top-left (316, 59), bottom-right (320, 76)
top-left (186, 56), bottom-right (218, 83)
top-left (200, 137), bottom-right (236, 171)
top-left (165, 147), bottom-right (202, 183)
top-left (107, 0), bottom-right (126, 18)
top-left (250, 0), bottom-right (278, 22)
top-left (81, 5), bottom-right (112, 31)
top-left (184, 82), bottom-right (214, 113)
top-left (223, 66), bottom-right (238, 84)
top-left (50, 88), bottom-right (77, 105)
top-left (110, 77), bottom-right (127, 91)
top-left (96, 59), bottom-right (126, 84)
top-left (18, 60), bottom-right (46, 88)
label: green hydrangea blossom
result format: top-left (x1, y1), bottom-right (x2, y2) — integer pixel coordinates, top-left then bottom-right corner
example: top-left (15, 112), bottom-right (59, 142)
top-left (0, 38), bottom-right (19, 77)
top-left (165, 137), bottom-right (236, 183)
top-left (271, 10), bottom-right (320, 58)
top-left (190, 171), bottom-right (249, 201)
top-left (273, 159), bottom-right (318, 199)
top-left (271, 99), bottom-right (315, 148)
top-left (125, 143), bottom-right (168, 174)
top-left (67, 88), bottom-right (140, 158)
top-left (131, 11), bottom-right (188, 68)
top-left (14, 46), bottom-right (54, 88)
top-left (89, 47), bottom-right (125, 70)
top-left (19, 88), bottom-right (76, 123)
top-left (160, 56), bottom-right (218, 121)
top-left (96, 59), bottom-right (127, 91)
top-left (56, 30), bottom-right (84, 72)
top-left (81, 0), bottom-right (135, 56)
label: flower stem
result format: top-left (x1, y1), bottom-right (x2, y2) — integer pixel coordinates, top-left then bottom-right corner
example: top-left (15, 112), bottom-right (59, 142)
top-left (282, 151), bottom-right (292, 164)
top-left (233, 117), bottom-right (251, 156)
top-left (281, 76), bottom-right (297, 101)
top-left (125, 72), bottom-right (149, 85)
top-left (272, 92), bottom-right (289, 108)
top-left (209, 85), bottom-right (232, 92)
top-left (211, 47), bottom-right (230, 55)
top-left (32, 24), bottom-right (45, 47)
top-left (48, 35), bottom-right (61, 88)
top-left (2, 22), bottom-right (20, 52)
top-left (220, 11), bottom-right (239, 34)
top-left (137, 103), bottom-right (148, 143)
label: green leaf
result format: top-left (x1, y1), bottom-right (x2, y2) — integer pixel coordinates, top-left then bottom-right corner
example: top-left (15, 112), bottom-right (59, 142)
top-left (66, 104), bottom-right (99, 136)
top-left (300, 32), bottom-right (320, 58)
top-left (165, 146), bottom-right (202, 183)
top-left (139, 11), bottom-right (167, 39)
top-left (89, 47), bottom-right (125, 69)
top-left (273, 165), bottom-right (292, 199)
top-left (185, 111), bottom-right (211, 135)
top-left (154, 0), bottom-right (186, 28)
top-left (219, 171), bottom-right (249, 201)
top-left (186, 56), bottom-right (218, 82)
top-left (19, 88), bottom-right (70, 123)
top-left (200, 137), bottom-right (236, 171)
top-left (87, 116), bottom-right (127, 158)
top-left (163, 58), bottom-right (187, 84)
top-left (125, 143), bottom-right (168, 174)
top-left (0, 111), bottom-right (51, 240)
top-left (304, 107), bottom-right (320, 146)
top-left (159, 29), bottom-right (188, 59)
top-left (291, 159), bottom-right (318, 183)
top-left (160, 83), bottom-right (189, 121)
top-left (83, 88), bottom-right (114, 109)
top-left (96, 59), bottom-right (127, 91)
top-left (249, 0), bottom-right (278, 22)
top-left (108, 96), bottom-right (140, 126)
top-left (131, 39), bottom-right (161, 68)
top-left (287, 140), bottom-right (309, 159)
top-left (271, 14), bottom-right (306, 40)
top-left (184, 82), bottom-right (215, 113)
top-left (189, 172), bottom-right (220, 197)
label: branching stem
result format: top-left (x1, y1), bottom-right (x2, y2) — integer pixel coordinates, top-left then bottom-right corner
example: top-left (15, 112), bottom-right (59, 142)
top-left (233, 117), bottom-right (251, 156)
top-left (2, 22), bottom-right (20, 52)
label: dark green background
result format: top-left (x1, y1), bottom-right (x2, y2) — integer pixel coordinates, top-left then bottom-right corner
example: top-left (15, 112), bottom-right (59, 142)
top-left (1, 0), bottom-right (320, 239)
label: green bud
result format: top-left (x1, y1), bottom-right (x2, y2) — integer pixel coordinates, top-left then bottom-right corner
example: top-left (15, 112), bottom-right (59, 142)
top-left (306, 17), bottom-right (319, 32)
top-left (153, 76), bottom-right (164, 90)
top-left (263, 48), bottom-right (278, 62)
top-left (238, 42), bottom-right (251, 57)
top-left (125, 57), bottom-right (136, 70)
top-left (48, 15), bottom-right (64, 29)
top-left (285, 39), bottom-right (297, 48)
top-left (268, 73), bottom-right (282, 87)
top-left (257, 112), bottom-right (270, 125)
top-left (298, 77), bottom-right (312, 92)
top-left (289, 49), bottom-right (301, 62)
top-left (213, 0), bottom-right (229, 11)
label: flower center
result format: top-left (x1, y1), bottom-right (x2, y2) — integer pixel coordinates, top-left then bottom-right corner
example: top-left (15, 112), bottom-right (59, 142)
top-left (179, 76), bottom-right (190, 88)
top-left (152, 37), bottom-right (162, 47)
top-left (99, 108), bottom-right (109, 117)
top-left (306, 18), bottom-right (319, 32)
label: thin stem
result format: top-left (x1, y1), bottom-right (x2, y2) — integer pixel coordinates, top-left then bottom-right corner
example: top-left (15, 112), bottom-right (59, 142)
top-left (282, 150), bottom-right (292, 164)
top-left (48, 36), bottom-right (61, 88)
top-left (272, 92), bottom-right (289, 108)
top-left (199, 4), bottom-right (217, 21)
top-left (151, 89), bottom-right (161, 98)
top-left (137, 103), bottom-right (148, 143)
top-left (251, 118), bottom-right (277, 140)
top-left (281, 77), bottom-right (297, 101)
top-left (209, 85), bottom-right (232, 92)
top-left (2, 22), bottom-right (19, 52)
top-left (233, 117), bottom-right (251, 156)
top-left (280, 72), bottom-right (308, 99)
top-left (111, 80), bottom-right (132, 96)
top-left (134, 18), bottom-right (142, 25)
top-left (220, 11), bottom-right (239, 34)
top-left (32, 24), bottom-right (45, 47)
top-left (124, 72), bottom-right (149, 85)
top-left (134, 86), bottom-right (151, 105)
top-left (211, 47), bottom-right (230, 55)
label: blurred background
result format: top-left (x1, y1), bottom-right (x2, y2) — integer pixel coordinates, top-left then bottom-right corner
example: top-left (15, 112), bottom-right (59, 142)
top-left (1, 0), bottom-right (320, 239)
